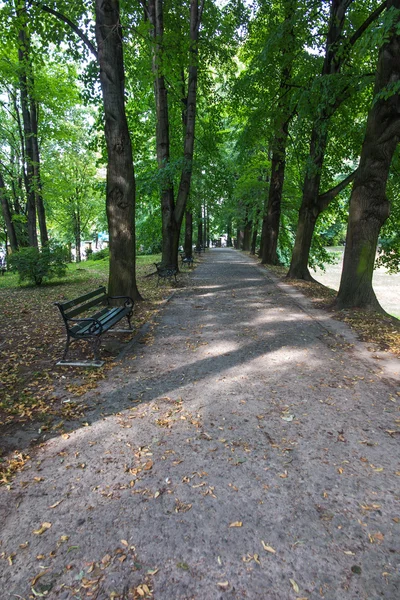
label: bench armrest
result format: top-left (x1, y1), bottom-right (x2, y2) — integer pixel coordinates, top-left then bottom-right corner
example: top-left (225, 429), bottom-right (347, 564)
top-left (107, 295), bottom-right (134, 308)
top-left (66, 317), bottom-right (103, 335)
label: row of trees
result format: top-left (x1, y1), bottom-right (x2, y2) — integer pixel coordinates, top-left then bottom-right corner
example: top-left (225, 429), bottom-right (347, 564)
top-left (0, 0), bottom-right (399, 314)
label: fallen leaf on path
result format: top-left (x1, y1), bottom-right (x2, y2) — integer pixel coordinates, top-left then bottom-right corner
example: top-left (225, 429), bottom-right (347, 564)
top-left (120, 539), bottom-right (129, 547)
top-left (144, 460), bottom-right (153, 470)
top-left (49, 500), bottom-right (63, 509)
top-left (229, 521), bottom-right (242, 527)
top-left (261, 541), bottom-right (276, 553)
top-left (290, 579), bottom-right (300, 593)
top-left (369, 532), bottom-right (384, 544)
top-left (33, 522), bottom-right (51, 535)
top-left (217, 581), bottom-right (229, 589)
top-left (31, 571), bottom-right (49, 586)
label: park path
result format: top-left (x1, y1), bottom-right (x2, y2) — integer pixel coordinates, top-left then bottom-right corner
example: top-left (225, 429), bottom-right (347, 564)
top-left (0, 248), bottom-right (399, 600)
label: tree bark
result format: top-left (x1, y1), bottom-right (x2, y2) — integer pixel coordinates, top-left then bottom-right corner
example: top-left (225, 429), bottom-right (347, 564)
top-left (250, 212), bottom-right (259, 255)
top-left (184, 211), bottom-right (193, 257)
top-left (197, 207), bottom-right (203, 247)
top-left (17, 22), bottom-right (37, 248)
top-left (30, 92), bottom-right (48, 246)
top-left (243, 210), bottom-right (252, 251)
top-left (260, 2), bottom-right (295, 265)
top-left (0, 173), bottom-right (19, 252)
top-left (149, 0), bottom-right (203, 268)
top-left (95, 0), bottom-right (141, 300)
top-left (227, 220), bottom-right (232, 247)
top-left (287, 0), bottom-right (358, 279)
top-left (336, 0), bottom-right (400, 311)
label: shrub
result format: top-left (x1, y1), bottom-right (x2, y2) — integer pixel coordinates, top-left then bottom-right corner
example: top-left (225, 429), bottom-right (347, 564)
top-left (9, 245), bottom-right (68, 285)
top-left (90, 247), bottom-right (110, 261)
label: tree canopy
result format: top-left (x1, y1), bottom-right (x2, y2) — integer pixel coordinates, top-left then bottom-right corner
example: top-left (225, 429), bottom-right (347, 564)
top-left (0, 0), bottom-right (399, 314)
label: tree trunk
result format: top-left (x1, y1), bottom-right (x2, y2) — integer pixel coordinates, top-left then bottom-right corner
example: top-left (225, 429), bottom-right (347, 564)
top-left (260, 2), bottom-right (295, 265)
top-left (243, 211), bottom-right (252, 251)
top-left (30, 93), bottom-right (48, 246)
top-left (17, 23), bottom-right (37, 248)
top-left (287, 0), bottom-right (350, 279)
top-left (184, 211), bottom-right (193, 257)
top-left (149, 0), bottom-right (176, 267)
top-left (203, 203), bottom-right (208, 248)
top-left (227, 220), bottom-right (232, 247)
top-left (149, 0), bottom-right (203, 268)
top-left (250, 219), bottom-right (258, 255)
top-left (95, 0), bottom-right (141, 300)
top-left (336, 1), bottom-right (400, 311)
top-left (0, 173), bottom-right (19, 252)
top-left (74, 208), bottom-right (81, 263)
top-left (173, 0), bottom-right (203, 247)
top-left (197, 207), bottom-right (203, 247)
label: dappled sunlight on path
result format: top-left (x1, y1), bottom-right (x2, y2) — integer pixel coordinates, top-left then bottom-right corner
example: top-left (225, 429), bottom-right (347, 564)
top-left (1, 248), bottom-right (399, 600)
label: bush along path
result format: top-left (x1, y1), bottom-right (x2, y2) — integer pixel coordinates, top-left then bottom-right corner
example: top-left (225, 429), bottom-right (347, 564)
top-left (0, 248), bottom-right (399, 600)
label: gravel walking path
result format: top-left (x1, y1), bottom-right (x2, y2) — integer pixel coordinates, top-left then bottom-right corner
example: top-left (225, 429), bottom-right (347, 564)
top-left (1, 248), bottom-right (399, 600)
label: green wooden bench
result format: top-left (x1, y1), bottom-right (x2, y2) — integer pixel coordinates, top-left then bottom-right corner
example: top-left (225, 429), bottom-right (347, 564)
top-left (55, 286), bottom-right (134, 366)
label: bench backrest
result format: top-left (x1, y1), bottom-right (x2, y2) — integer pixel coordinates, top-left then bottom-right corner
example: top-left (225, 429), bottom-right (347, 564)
top-left (55, 286), bottom-right (108, 320)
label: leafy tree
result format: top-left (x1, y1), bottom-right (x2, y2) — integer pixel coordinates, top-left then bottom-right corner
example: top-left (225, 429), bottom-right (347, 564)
top-left (336, 0), bottom-right (400, 311)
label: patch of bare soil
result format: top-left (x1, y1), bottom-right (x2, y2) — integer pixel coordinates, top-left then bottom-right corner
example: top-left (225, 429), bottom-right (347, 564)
top-left (0, 249), bottom-right (398, 600)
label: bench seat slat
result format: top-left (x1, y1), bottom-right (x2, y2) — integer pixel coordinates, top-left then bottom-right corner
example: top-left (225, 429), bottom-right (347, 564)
top-left (70, 306), bottom-right (129, 337)
top-left (65, 294), bottom-right (108, 319)
top-left (59, 286), bottom-right (107, 311)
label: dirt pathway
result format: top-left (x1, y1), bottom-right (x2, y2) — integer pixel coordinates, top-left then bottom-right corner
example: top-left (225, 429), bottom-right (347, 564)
top-left (1, 248), bottom-right (399, 600)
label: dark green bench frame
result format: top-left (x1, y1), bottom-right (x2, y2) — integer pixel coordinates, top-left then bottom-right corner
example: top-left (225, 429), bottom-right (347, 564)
top-left (55, 286), bottom-right (134, 365)
top-left (154, 263), bottom-right (178, 285)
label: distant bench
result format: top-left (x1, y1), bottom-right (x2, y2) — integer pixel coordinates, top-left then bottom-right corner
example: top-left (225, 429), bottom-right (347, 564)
top-left (180, 253), bottom-right (194, 268)
top-left (154, 263), bottom-right (178, 285)
top-left (55, 286), bottom-right (134, 366)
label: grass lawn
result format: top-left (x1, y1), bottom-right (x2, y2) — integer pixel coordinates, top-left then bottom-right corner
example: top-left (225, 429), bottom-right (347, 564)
top-left (0, 255), bottom-right (192, 483)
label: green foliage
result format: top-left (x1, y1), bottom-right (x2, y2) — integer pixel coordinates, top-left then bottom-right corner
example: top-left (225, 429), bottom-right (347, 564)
top-left (9, 246), bottom-right (68, 285)
top-left (89, 247), bottom-right (110, 261)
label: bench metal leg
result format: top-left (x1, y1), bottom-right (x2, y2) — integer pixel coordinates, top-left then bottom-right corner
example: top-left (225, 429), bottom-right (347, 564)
top-left (62, 334), bottom-right (71, 360)
top-left (92, 337), bottom-right (101, 362)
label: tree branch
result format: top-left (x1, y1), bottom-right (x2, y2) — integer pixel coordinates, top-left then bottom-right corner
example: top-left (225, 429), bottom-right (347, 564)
top-left (349, 0), bottom-right (389, 48)
top-left (318, 168), bottom-right (358, 212)
top-left (32, 3), bottom-right (98, 58)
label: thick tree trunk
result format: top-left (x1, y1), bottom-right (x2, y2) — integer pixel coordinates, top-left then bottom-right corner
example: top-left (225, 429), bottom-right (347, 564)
top-left (250, 218), bottom-right (259, 255)
top-left (288, 0), bottom-right (349, 279)
top-left (0, 173), bottom-right (19, 252)
top-left (243, 212), bottom-right (252, 252)
top-left (95, 0), bottom-right (141, 300)
top-left (184, 211), bottom-right (193, 257)
top-left (227, 221), bottom-right (232, 247)
top-left (287, 205), bottom-right (319, 280)
top-left (17, 25), bottom-right (37, 248)
top-left (336, 1), bottom-right (400, 311)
